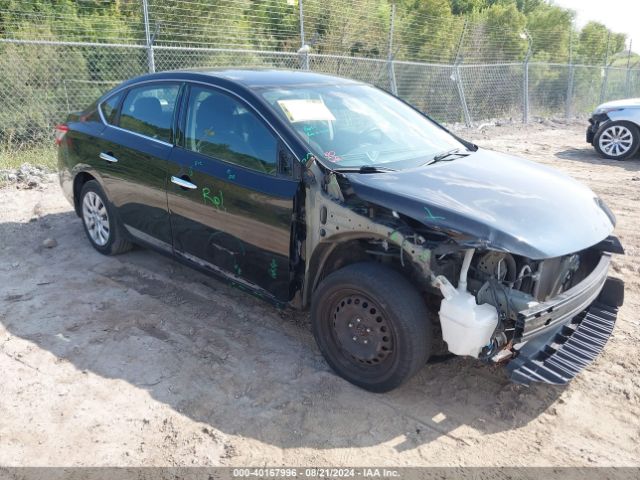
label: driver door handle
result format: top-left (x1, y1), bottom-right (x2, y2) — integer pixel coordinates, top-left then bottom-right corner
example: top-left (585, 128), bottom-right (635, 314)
top-left (171, 176), bottom-right (198, 190)
top-left (99, 152), bottom-right (118, 163)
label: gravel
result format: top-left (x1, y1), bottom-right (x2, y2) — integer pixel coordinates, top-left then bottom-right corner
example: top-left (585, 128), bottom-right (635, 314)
top-left (0, 163), bottom-right (53, 189)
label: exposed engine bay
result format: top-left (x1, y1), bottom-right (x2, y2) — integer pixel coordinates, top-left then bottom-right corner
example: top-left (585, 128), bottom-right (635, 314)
top-left (304, 167), bottom-right (622, 368)
top-left (430, 246), bottom-right (603, 360)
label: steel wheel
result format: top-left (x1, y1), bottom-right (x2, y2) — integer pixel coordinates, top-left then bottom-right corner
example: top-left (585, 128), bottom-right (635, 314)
top-left (311, 262), bottom-right (432, 392)
top-left (598, 124), bottom-right (634, 157)
top-left (331, 293), bottom-right (394, 366)
top-left (82, 191), bottom-right (110, 246)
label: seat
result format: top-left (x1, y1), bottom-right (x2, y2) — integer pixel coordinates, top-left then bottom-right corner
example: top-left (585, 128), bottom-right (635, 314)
top-left (132, 96), bottom-right (164, 128)
top-left (194, 94), bottom-right (238, 151)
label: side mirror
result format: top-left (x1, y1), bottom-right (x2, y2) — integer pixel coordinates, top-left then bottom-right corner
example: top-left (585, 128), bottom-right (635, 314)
top-left (277, 143), bottom-right (294, 177)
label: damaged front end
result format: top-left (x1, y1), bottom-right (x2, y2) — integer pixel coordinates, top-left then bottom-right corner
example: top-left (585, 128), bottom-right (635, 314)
top-left (302, 155), bottom-right (624, 386)
top-left (433, 243), bottom-right (624, 385)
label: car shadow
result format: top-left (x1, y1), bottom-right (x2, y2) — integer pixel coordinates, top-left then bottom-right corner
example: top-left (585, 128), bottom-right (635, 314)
top-left (0, 210), bottom-right (564, 451)
top-left (555, 146), bottom-right (640, 172)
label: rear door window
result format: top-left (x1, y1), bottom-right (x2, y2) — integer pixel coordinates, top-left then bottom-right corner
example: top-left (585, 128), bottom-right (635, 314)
top-left (119, 83), bottom-right (180, 143)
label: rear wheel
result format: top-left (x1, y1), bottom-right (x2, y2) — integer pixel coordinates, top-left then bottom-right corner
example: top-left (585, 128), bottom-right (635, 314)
top-left (311, 262), bottom-right (432, 392)
top-left (80, 180), bottom-right (132, 255)
top-left (594, 121), bottom-right (640, 160)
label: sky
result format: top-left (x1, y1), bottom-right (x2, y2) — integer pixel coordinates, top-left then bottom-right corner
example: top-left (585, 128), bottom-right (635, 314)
top-left (552, 0), bottom-right (640, 52)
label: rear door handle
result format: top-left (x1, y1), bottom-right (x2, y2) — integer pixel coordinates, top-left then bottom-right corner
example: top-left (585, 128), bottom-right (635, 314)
top-left (171, 176), bottom-right (198, 190)
top-left (99, 152), bottom-right (118, 163)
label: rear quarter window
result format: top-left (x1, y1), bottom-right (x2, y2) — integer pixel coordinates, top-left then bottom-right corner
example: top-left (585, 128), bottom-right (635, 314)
top-left (99, 92), bottom-right (122, 124)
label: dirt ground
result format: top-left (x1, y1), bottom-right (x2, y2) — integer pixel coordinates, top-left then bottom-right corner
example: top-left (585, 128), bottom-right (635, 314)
top-left (1, 122), bottom-right (639, 467)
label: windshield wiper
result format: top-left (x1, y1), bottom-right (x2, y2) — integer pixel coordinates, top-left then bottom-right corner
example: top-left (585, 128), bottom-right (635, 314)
top-left (358, 165), bottom-right (396, 173)
top-left (335, 165), bottom-right (396, 173)
top-left (430, 148), bottom-right (470, 163)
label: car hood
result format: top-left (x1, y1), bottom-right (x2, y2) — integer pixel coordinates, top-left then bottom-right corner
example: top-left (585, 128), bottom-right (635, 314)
top-left (595, 97), bottom-right (640, 111)
top-left (343, 149), bottom-right (615, 259)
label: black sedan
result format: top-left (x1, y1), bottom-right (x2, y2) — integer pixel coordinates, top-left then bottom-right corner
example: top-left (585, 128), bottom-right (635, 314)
top-left (57, 69), bottom-right (623, 392)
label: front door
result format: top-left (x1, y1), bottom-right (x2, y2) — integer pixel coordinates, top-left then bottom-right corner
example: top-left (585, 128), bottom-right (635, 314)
top-left (167, 84), bottom-right (299, 301)
top-left (98, 82), bottom-right (181, 249)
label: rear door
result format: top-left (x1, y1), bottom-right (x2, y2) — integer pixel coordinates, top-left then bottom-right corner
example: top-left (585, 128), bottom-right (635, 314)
top-left (97, 82), bottom-right (181, 249)
top-left (167, 84), bottom-right (299, 301)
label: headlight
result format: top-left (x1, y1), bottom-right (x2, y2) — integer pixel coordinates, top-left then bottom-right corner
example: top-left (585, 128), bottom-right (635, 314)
top-left (596, 197), bottom-right (616, 226)
top-left (594, 106), bottom-right (623, 115)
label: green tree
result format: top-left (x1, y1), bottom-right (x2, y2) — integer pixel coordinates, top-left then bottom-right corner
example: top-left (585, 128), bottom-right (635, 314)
top-left (396, 0), bottom-right (463, 63)
top-left (577, 21), bottom-right (626, 65)
top-left (525, 2), bottom-right (573, 62)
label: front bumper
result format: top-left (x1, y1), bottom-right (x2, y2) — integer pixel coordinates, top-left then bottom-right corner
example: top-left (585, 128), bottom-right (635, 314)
top-left (586, 113), bottom-right (610, 144)
top-left (516, 253), bottom-right (613, 341)
top-left (507, 275), bottom-right (624, 385)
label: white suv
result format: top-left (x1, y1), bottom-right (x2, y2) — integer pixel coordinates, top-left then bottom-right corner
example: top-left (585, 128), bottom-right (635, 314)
top-left (587, 98), bottom-right (640, 159)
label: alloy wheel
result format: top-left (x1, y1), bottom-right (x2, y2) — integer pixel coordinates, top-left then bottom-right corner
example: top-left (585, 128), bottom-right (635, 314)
top-left (598, 124), bottom-right (634, 157)
top-left (82, 191), bottom-right (110, 246)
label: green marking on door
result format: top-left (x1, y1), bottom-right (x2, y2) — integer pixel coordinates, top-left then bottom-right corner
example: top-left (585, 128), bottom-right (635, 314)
top-left (202, 187), bottom-right (224, 209)
top-left (268, 259), bottom-right (278, 279)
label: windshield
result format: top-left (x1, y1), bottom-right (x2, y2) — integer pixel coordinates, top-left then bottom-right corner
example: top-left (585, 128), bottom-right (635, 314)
top-left (260, 83), bottom-right (466, 170)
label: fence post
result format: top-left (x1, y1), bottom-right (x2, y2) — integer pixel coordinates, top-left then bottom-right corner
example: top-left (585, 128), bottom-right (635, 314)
top-left (625, 38), bottom-right (633, 97)
top-left (565, 64), bottom-right (575, 119)
top-left (453, 19), bottom-right (472, 127)
top-left (387, 3), bottom-right (398, 95)
top-left (298, 0), bottom-right (309, 70)
top-left (62, 79), bottom-right (71, 113)
top-left (565, 28), bottom-right (574, 119)
top-left (599, 31), bottom-right (611, 103)
top-left (142, 0), bottom-right (155, 73)
top-left (522, 30), bottom-right (532, 124)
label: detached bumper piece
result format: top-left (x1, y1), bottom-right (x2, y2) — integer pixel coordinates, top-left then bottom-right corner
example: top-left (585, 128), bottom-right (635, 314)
top-left (507, 277), bottom-right (623, 385)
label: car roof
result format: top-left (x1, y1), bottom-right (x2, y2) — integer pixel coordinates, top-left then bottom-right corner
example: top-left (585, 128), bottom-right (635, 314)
top-left (126, 68), bottom-right (362, 90)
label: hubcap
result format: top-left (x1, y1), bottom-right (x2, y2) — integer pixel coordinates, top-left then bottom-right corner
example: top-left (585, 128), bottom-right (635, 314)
top-left (599, 125), bottom-right (633, 157)
top-left (82, 191), bottom-right (110, 246)
top-left (332, 294), bottom-right (393, 365)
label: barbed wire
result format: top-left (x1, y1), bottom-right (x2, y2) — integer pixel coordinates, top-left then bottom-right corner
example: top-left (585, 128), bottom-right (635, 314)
top-left (1, 0), bottom-right (639, 152)
top-left (1, 0), bottom-right (634, 66)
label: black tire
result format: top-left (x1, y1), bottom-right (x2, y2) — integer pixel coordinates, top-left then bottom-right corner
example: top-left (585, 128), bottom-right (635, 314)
top-left (311, 262), bottom-right (432, 392)
top-left (79, 180), bottom-right (132, 255)
top-left (594, 121), bottom-right (640, 160)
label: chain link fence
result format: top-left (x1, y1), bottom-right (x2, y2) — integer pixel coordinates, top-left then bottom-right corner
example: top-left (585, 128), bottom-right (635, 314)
top-left (1, 0), bottom-right (639, 152)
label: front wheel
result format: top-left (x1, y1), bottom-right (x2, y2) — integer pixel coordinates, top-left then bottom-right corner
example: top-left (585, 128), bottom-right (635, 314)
top-left (594, 121), bottom-right (640, 160)
top-left (311, 262), bottom-right (432, 392)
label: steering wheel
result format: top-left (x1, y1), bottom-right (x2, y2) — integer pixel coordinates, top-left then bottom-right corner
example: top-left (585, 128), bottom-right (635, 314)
top-left (358, 126), bottom-right (384, 144)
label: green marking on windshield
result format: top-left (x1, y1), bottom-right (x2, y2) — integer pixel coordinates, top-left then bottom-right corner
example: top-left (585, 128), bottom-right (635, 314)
top-left (303, 125), bottom-right (330, 137)
top-left (424, 207), bottom-right (445, 221)
top-left (301, 153), bottom-right (315, 164)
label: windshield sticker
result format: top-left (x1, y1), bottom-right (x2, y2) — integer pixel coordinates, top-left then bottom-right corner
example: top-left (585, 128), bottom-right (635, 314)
top-left (323, 151), bottom-right (342, 162)
top-left (277, 99), bottom-right (336, 123)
